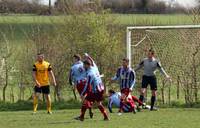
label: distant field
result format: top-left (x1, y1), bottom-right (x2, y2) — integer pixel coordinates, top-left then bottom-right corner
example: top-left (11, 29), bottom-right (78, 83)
top-left (111, 14), bottom-right (195, 25)
top-left (0, 14), bottom-right (195, 25)
top-left (0, 14), bottom-right (195, 42)
top-left (0, 108), bottom-right (199, 128)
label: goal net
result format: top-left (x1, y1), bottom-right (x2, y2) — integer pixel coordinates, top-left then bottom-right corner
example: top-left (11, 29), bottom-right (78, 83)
top-left (127, 25), bottom-right (200, 105)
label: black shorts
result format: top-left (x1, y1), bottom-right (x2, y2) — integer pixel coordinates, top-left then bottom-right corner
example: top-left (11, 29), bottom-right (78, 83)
top-left (34, 85), bottom-right (50, 94)
top-left (142, 75), bottom-right (157, 90)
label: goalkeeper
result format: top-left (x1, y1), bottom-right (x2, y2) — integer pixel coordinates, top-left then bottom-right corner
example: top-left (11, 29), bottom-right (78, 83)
top-left (135, 49), bottom-right (171, 111)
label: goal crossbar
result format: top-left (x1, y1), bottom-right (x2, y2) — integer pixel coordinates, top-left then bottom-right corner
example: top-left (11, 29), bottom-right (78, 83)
top-left (126, 25), bottom-right (200, 67)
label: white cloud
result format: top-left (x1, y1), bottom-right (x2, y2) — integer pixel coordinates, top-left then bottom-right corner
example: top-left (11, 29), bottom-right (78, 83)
top-left (41, 0), bottom-right (56, 5)
top-left (160, 0), bottom-right (198, 8)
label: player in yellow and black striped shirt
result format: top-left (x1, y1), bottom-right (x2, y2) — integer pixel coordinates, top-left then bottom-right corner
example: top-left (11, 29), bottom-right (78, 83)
top-left (32, 53), bottom-right (57, 114)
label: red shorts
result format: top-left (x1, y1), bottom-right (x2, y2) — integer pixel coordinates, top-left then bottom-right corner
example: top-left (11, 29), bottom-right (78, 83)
top-left (85, 91), bottom-right (104, 102)
top-left (76, 81), bottom-right (87, 95)
top-left (122, 97), bottom-right (135, 112)
top-left (126, 97), bottom-right (135, 106)
top-left (121, 88), bottom-right (130, 97)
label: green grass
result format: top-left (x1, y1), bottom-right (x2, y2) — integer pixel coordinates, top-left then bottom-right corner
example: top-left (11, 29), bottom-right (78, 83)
top-left (0, 14), bottom-right (195, 43)
top-left (0, 14), bottom-right (195, 42)
top-left (0, 108), bottom-right (199, 128)
top-left (0, 14), bottom-right (195, 25)
top-left (111, 14), bottom-right (195, 25)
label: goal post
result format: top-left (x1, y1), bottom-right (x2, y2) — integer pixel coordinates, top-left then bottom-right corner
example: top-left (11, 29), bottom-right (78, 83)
top-left (126, 25), bottom-right (200, 67)
top-left (126, 24), bottom-right (200, 104)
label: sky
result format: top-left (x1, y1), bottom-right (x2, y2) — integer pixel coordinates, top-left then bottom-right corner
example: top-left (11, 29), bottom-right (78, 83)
top-left (40, 0), bottom-right (198, 8)
top-left (161, 0), bottom-right (198, 8)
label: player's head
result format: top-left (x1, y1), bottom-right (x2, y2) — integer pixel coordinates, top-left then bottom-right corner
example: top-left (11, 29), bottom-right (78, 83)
top-left (122, 58), bottom-right (129, 68)
top-left (37, 53), bottom-right (44, 63)
top-left (108, 89), bottom-right (115, 96)
top-left (148, 48), bottom-right (155, 58)
top-left (83, 59), bottom-right (92, 69)
top-left (73, 54), bottom-right (81, 62)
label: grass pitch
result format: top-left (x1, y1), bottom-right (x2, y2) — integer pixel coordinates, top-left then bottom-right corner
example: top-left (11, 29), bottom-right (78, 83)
top-left (0, 108), bottom-right (199, 128)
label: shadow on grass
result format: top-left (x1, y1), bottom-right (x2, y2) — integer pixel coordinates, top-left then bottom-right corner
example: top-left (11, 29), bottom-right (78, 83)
top-left (48, 121), bottom-right (73, 125)
top-left (1, 99), bottom-right (200, 111)
top-left (0, 99), bottom-right (81, 111)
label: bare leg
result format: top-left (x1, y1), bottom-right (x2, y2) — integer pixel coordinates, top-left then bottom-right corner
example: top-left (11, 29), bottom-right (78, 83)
top-left (45, 94), bottom-right (52, 113)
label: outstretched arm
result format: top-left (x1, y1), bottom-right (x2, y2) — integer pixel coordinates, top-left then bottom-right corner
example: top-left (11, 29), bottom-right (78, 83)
top-left (84, 53), bottom-right (95, 66)
top-left (157, 61), bottom-right (171, 81)
top-left (84, 53), bottom-right (101, 75)
top-left (157, 61), bottom-right (168, 77)
top-left (111, 68), bottom-right (121, 81)
top-left (135, 60), bottom-right (144, 72)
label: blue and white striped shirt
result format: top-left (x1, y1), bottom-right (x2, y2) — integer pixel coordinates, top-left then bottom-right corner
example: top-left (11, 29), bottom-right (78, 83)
top-left (112, 66), bottom-right (136, 91)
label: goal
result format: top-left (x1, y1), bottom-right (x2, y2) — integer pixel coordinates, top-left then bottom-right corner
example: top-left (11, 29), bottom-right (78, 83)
top-left (126, 25), bottom-right (200, 67)
top-left (126, 25), bottom-right (200, 104)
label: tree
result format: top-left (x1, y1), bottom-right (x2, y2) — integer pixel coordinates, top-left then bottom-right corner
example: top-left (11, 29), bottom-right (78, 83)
top-left (0, 0), bottom-right (48, 14)
top-left (0, 32), bottom-right (13, 102)
top-left (49, 0), bottom-right (52, 15)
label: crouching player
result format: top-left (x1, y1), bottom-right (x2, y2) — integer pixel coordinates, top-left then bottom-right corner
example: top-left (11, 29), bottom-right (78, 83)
top-left (108, 89), bottom-right (144, 113)
top-left (75, 60), bottom-right (109, 121)
top-left (69, 54), bottom-right (93, 118)
top-left (111, 58), bottom-right (136, 114)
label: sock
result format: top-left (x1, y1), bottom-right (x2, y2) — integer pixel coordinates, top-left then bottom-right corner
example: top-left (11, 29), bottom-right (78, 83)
top-left (33, 96), bottom-right (38, 112)
top-left (127, 102), bottom-right (135, 112)
top-left (151, 96), bottom-right (156, 109)
top-left (80, 103), bottom-right (87, 118)
top-left (98, 105), bottom-right (108, 118)
top-left (47, 99), bottom-right (51, 112)
top-left (89, 108), bottom-right (92, 114)
top-left (132, 96), bottom-right (143, 106)
top-left (139, 95), bottom-right (144, 105)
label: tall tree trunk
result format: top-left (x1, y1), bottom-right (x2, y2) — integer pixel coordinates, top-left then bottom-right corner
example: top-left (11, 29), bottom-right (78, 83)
top-left (54, 85), bottom-right (62, 102)
top-left (193, 57), bottom-right (198, 103)
top-left (168, 86), bottom-right (171, 105)
top-left (49, 0), bottom-right (52, 15)
top-left (177, 76), bottom-right (180, 100)
top-left (10, 86), bottom-right (14, 103)
top-left (161, 80), bottom-right (165, 104)
top-left (3, 58), bottom-right (8, 102)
